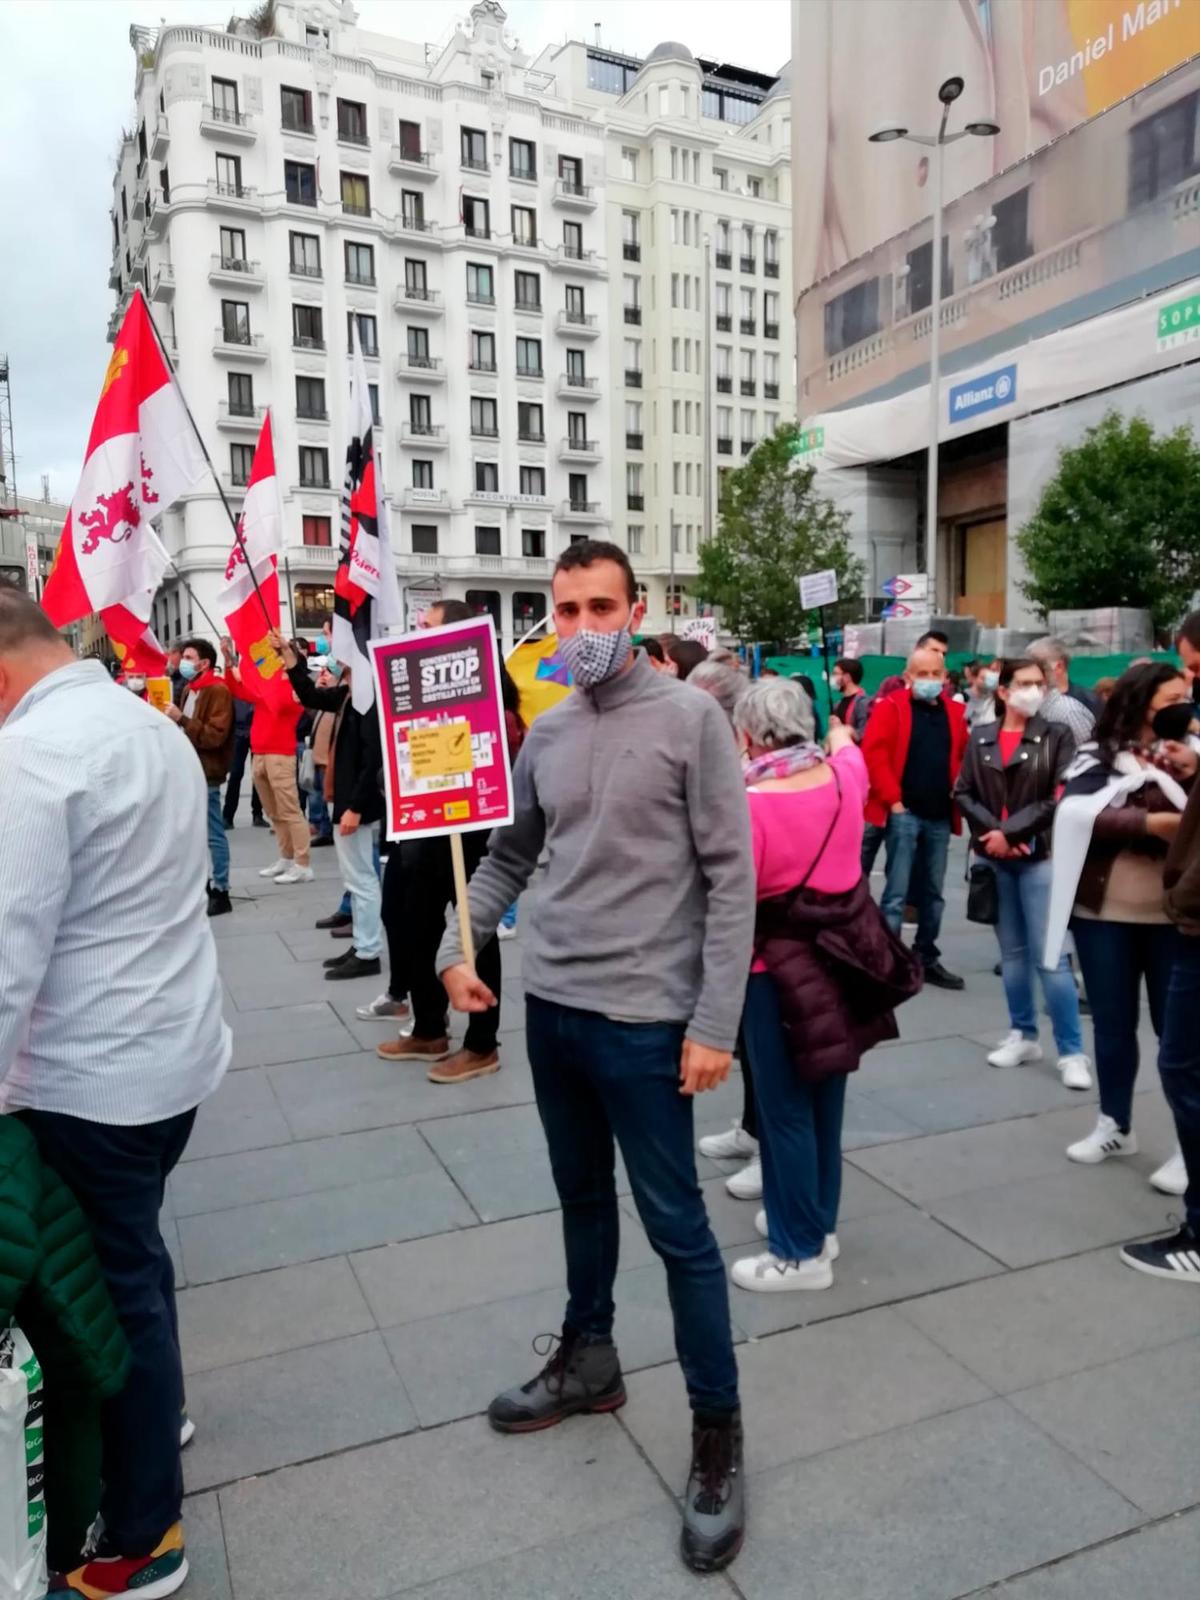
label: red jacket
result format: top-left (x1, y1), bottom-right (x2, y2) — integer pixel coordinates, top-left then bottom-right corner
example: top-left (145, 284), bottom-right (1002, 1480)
top-left (229, 673), bottom-right (302, 756)
top-left (861, 687), bottom-right (968, 831)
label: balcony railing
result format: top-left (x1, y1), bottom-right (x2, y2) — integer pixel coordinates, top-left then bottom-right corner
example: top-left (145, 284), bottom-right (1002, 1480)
top-left (715, 250), bottom-right (732, 269)
top-left (560, 310), bottom-right (596, 328)
top-left (399, 214), bottom-right (433, 233)
top-left (514, 298), bottom-right (543, 314)
top-left (717, 437), bottom-right (733, 455)
top-left (561, 373), bottom-right (597, 389)
top-left (283, 114), bottom-right (315, 135)
top-left (562, 499), bottom-right (600, 515)
top-left (740, 380), bottom-right (756, 396)
top-left (293, 335), bottom-right (326, 351)
top-left (516, 366), bottom-right (544, 380)
top-left (470, 424), bottom-right (500, 438)
top-left (341, 199), bottom-right (371, 217)
top-left (461, 155), bottom-right (489, 173)
top-left (740, 256), bottom-right (756, 273)
top-left (468, 360), bottom-right (498, 374)
top-left (716, 314), bottom-right (732, 332)
top-left (623, 242), bottom-right (640, 261)
top-left (403, 354), bottom-right (442, 372)
top-left (296, 408), bottom-right (329, 422)
top-left (212, 253), bottom-right (262, 280)
top-left (299, 474), bottom-right (332, 489)
top-left (217, 401), bottom-right (265, 428)
top-left (764, 322), bottom-right (780, 340)
top-left (337, 126), bottom-right (369, 147)
top-left (465, 224), bottom-right (491, 240)
top-left (289, 261), bottom-right (322, 279)
top-left (205, 103), bottom-right (250, 127)
top-left (625, 432), bottom-right (643, 450)
top-left (740, 318), bottom-right (756, 335)
top-left (401, 423), bottom-right (446, 444)
top-left (346, 272), bottom-right (376, 288)
top-left (467, 291), bottom-right (496, 306)
top-left (626, 495), bottom-right (645, 511)
top-left (562, 435), bottom-right (597, 453)
top-left (520, 430), bottom-right (546, 444)
top-left (765, 259), bottom-right (780, 278)
top-left (764, 382), bottom-right (779, 399)
top-left (215, 327), bottom-right (261, 349)
top-left (716, 376), bottom-right (732, 393)
top-left (510, 164), bottom-right (537, 182)
top-left (624, 369), bottom-right (642, 388)
top-left (390, 145), bottom-right (432, 167)
top-left (554, 179), bottom-right (595, 207)
top-left (740, 440), bottom-right (755, 456)
top-left (623, 306), bottom-right (641, 325)
top-left (209, 180), bottom-right (258, 205)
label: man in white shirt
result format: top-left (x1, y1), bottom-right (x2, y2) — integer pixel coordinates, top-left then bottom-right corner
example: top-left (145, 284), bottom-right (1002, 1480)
top-left (0, 589), bottom-right (229, 1594)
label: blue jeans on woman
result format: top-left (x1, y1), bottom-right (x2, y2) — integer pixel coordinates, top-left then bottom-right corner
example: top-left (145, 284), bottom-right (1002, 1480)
top-left (740, 972), bottom-right (847, 1260)
top-left (993, 858), bottom-right (1083, 1056)
top-left (1071, 918), bottom-right (1177, 1129)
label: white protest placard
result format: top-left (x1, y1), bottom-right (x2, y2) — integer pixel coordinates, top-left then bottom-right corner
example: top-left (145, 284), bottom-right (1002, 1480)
top-left (799, 568), bottom-right (839, 610)
top-left (680, 617), bottom-right (717, 651)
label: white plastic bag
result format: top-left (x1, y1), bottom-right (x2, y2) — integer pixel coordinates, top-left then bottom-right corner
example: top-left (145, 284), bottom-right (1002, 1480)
top-left (0, 1325), bottom-right (46, 1600)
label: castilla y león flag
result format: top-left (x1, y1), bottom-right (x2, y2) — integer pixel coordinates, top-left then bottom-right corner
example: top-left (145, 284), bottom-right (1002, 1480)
top-left (42, 287), bottom-right (205, 665)
top-left (219, 412), bottom-right (290, 707)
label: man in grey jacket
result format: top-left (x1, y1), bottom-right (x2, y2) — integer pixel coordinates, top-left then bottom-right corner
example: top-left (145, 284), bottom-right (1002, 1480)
top-left (438, 540), bottom-right (754, 1574)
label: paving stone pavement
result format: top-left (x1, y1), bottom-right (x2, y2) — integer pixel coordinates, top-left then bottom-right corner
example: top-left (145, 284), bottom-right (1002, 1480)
top-left (180, 830), bottom-right (1200, 1599)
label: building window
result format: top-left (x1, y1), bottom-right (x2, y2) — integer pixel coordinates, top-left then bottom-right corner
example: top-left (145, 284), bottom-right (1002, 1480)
top-left (411, 525), bottom-right (438, 555)
top-left (621, 146), bottom-right (638, 180)
top-left (519, 465), bottom-right (545, 497)
top-left (566, 348), bottom-right (587, 382)
top-left (512, 205), bottom-right (537, 247)
top-left (219, 226), bottom-right (246, 268)
top-left (824, 279), bottom-right (880, 357)
top-left (621, 210), bottom-right (640, 259)
top-left (228, 372), bottom-right (254, 416)
top-left (514, 270), bottom-right (541, 310)
top-left (475, 525), bottom-right (501, 556)
top-left (405, 258), bottom-right (428, 296)
top-left (302, 515), bottom-right (332, 546)
top-left (337, 98), bottom-right (368, 145)
top-left (521, 529), bottom-right (545, 558)
top-left (281, 86), bottom-right (313, 132)
top-left (510, 137), bottom-right (537, 179)
top-left (296, 375), bottom-right (326, 418)
top-left (463, 195), bottom-right (490, 239)
top-left (559, 154), bottom-right (584, 192)
top-left (714, 166), bottom-right (728, 190)
top-left (398, 119), bottom-right (423, 160)
top-left (340, 172), bottom-right (369, 216)
top-left (518, 401), bottom-right (544, 442)
top-left (345, 241), bottom-right (375, 285)
top-left (470, 397), bottom-right (498, 437)
top-left (992, 187), bottom-right (1032, 273)
top-left (469, 330), bottom-right (496, 372)
top-left (221, 300), bottom-right (250, 344)
top-left (410, 394), bottom-right (432, 431)
top-left (289, 231), bottom-right (321, 277)
top-left (211, 77), bottom-right (239, 121)
top-left (628, 524), bottom-right (643, 555)
top-left (294, 583), bottom-right (335, 629)
top-left (516, 337), bottom-right (542, 377)
top-left (1129, 91), bottom-right (1199, 208)
top-left (348, 312), bottom-right (378, 356)
top-left (292, 303), bottom-right (324, 349)
top-left (215, 152), bottom-right (243, 196)
top-left (702, 86), bottom-right (761, 124)
top-left (471, 461), bottom-right (498, 494)
top-left (413, 459), bottom-right (435, 489)
top-left (587, 50), bottom-right (637, 94)
top-left (285, 160), bottom-right (317, 206)
top-left (626, 462), bottom-right (644, 509)
top-left (298, 446), bottom-right (330, 488)
top-left (367, 382), bottom-right (380, 425)
top-left (568, 473), bottom-right (590, 509)
top-left (407, 326), bottom-right (431, 364)
top-left (567, 409), bottom-right (589, 445)
top-left (565, 284), bottom-right (586, 320)
top-left (461, 126), bottom-right (488, 170)
top-left (401, 190), bottom-right (425, 229)
top-left (467, 262), bottom-right (494, 304)
top-left (229, 443), bottom-right (253, 486)
top-left (563, 220), bottom-right (584, 258)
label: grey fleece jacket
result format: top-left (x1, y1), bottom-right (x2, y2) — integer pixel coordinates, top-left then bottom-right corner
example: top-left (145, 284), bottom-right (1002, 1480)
top-left (436, 652), bottom-right (755, 1050)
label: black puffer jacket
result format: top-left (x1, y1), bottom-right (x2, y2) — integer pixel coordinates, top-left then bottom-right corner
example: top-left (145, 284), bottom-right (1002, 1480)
top-left (954, 714), bottom-right (1074, 858)
top-left (286, 663), bottom-right (384, 825)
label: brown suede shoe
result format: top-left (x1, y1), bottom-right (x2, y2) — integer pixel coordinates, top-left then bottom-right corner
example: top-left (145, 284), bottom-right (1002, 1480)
top-left (428, 1048), bottom-right (501, 1084)
top-left (377, 1034), bottom-right (450, 1063)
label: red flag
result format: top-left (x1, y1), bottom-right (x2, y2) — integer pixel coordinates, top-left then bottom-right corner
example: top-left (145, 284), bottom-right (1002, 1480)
top-left (43, 289), bottom-right (206, 656)
top-left (220, 413), bottom-right (290, 709)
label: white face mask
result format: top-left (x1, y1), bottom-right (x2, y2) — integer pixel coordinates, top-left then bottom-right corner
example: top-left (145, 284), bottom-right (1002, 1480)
top-left (1007, 686), bottom-right (1046, 718)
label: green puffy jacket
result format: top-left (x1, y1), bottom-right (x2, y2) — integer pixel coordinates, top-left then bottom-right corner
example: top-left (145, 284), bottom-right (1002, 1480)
top-left (0, 1116), bottom-right (130, 1570)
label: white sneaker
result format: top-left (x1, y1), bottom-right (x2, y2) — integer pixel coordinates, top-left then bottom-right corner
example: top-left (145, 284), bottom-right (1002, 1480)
top-left (699, 1121), bottom-right (759, 1161)
top-left (731, 1250), bottom-right (833, 1293)
top-left (356, 993), bottom-right (411, 1022)
top-left (1058, 1053), bottom-right (1093, 1091)
top-left (497, 923), bottom-right (517, 941)
top-left (258, 858), bottom-right (290, 877)
top-left (987, 1030), bottom-right (1044, 1069)
top-left (753, 1209), bottom-right (839, 1260)
top-left (1067, 1114), bottom-right (1138, 1165)
top-left (725, 1156), bottom-right (763, 1200)
top-left (1149, 1148), bottom-right (1188, 1196)
top-left (275, 864), bottom-right (314, 885)
top-left (180, 1415), bottom-right (195, 1448)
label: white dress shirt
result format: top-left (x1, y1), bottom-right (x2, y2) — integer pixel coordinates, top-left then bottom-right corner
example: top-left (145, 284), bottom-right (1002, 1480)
top-left (0, 660), bottom-right (230, 1124)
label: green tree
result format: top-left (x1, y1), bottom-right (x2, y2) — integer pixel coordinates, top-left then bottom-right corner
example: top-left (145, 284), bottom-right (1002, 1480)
top-left (697, 424), bottom-right (865, 643)
top-left (1016, 410), bottom-right (1200, 630)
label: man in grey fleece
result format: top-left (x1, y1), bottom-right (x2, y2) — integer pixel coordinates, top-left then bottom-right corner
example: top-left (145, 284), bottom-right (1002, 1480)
top-left (438, 540), bottom-right (754, 1574)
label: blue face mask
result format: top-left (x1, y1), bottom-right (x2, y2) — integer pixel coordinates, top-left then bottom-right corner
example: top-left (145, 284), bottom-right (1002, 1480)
top-left (911, 677), bottom-right (942, 702)
top-left (326, 660), bottom-right (344, 680)
top-left (315, 636), bottom-right (331, 656)
top-left (178, 659), bottom-right (199, 682)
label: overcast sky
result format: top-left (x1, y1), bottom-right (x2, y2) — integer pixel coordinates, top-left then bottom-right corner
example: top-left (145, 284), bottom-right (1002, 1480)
top-left (0, 0), bottom-right (789, 505)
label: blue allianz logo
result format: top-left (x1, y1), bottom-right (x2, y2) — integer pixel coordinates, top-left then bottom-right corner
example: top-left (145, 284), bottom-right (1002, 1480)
top-left (948, 364), bottom-right (1017, 424)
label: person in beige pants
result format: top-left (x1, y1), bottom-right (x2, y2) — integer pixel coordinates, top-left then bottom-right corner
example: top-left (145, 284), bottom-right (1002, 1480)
top-left (223, 640), bottom-right (310, 884)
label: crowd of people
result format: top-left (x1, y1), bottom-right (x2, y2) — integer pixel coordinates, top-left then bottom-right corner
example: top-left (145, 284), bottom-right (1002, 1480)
top-left (0, 553), bottom-right (1197, 1590)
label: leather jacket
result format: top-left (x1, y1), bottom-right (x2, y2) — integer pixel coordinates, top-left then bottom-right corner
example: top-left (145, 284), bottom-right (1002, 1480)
top-left (953, 714), bottom-right (1074, 860)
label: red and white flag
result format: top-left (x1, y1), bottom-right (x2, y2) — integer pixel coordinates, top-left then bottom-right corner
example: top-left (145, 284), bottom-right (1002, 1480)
top-left (219, 412), bottom-right (291, 707)
top-left (42, 289), bottom-right (206, 668)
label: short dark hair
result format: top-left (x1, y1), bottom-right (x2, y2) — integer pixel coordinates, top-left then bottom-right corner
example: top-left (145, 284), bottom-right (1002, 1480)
top-left (430, 599), bottom-right (476, 625)
top-left (1178, 610), bottom-right (1200, 650)
top-left (834, 656), bottom-right (863, 685)
top-left (0, 585), bottom-right (63, 652)
top-left (181, 636), bottom-right (218, 669)
top-left (996, 656), bottom-right (1044, 691)
top-left (553, 539), bottom-right (637, 604)
top-left (917, 629), bottom-right (950, 648)
top-left (664, 637), bottom-right (709, 679)
top-left (640, 635), bottom-right (665, 662)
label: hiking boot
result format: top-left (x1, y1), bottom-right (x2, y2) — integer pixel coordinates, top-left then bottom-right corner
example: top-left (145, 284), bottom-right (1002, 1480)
top-left (488, 1327), bottom-right (626, 1433)
top-left (680, 1412), bottom-right (745, 1573)
top-left (428, 1048), bottom-right (500, 1084)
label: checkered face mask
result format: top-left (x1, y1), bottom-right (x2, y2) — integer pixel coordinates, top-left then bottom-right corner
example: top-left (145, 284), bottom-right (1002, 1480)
top-left (558, 625), bottom-right (633, 689)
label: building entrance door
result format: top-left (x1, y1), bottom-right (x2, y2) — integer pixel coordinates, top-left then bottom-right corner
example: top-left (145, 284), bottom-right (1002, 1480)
top-left (955, 517), bottom-right (1007, 625)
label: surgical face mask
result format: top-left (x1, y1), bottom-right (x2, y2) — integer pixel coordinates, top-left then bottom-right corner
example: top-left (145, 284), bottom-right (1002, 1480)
top-left (832, 674), bottom-right (844, 694)
top-left (178, 658), bottom-right (199, 682)
top-left (126, 676), bottom-right (146, 694)
top-left (1152, 701), bottom-right (1194, 743)
top-left (316, 635), bottom-right (331, 656)
top-left (1007, 686), bottom-right (1046, 719)
top-left (326, 660), bottom-right (345, 681)
top-left (980, 669), bottom-right (999, 693)
top-left (911, 677), bottom-right (943, 702)
top-left (558, 624), bottom-right (633, 689)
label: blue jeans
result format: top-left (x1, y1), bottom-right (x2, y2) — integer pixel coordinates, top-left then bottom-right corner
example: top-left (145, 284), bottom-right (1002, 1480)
top-left (500, 902), bottom-right (518, 930)
top-left (206, 783), bottom-right (229, 891)
top-left (337, 833), bottom-right (380, 918)
top-left (334, 822), bottom-right (383, 958)
top-left (993, 858), bottom-right (1083, 1056)
top-left (308, 765), bottom-right (333, 839)
top-left (1158, 934), bottom-right (1200, 1235)
top-left (861, 821), bottom-right (887, 875)
top-left (741, 973), bottom-right (846, 1258)
top-left (1071, 918), bottom-right (1176, 1129)
top-left (526, 994), bottom-right (739, 1415)
top-left (881, 811), bottom-right (950, 961)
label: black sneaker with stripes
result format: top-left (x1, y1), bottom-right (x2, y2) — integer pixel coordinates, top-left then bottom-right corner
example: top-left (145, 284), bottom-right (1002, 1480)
top-left (1120, 1224), bottom-right (1200, 1283)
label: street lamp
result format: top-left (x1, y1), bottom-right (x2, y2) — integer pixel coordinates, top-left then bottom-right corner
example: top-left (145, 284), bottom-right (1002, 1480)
top-left (869, 78), bottom-right (999, 610)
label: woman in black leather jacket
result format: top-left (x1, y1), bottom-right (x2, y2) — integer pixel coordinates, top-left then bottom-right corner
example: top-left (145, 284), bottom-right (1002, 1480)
top-left (953, 657), bottom-right (1089, 1087)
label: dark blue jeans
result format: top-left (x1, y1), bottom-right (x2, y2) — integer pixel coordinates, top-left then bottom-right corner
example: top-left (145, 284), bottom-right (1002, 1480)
top-left (206, 783), bottom-right (230, 891)
top-left (881, 811), bottom-right (950, 962)
top-left (741, 973), bottom-right (847, 1258)
top-left (1157, 932), bottom-right (1200, 1234)
top-left (20, 1107), bottom-right (196, 1556)
top-left (1070, 919), bottom-right (1176, 1130)
top-left (526, 995), bottom-right (739, 1414)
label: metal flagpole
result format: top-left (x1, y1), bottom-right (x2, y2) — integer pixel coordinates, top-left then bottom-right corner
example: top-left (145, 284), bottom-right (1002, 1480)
top-left (282, 549), bottom-right (297, 634)
top-left (167, 559), bottom-right (222, 638)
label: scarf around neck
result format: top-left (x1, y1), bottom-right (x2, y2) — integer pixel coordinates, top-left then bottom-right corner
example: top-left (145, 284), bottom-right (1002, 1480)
top-left (743, 742), bottom-right (826, 787)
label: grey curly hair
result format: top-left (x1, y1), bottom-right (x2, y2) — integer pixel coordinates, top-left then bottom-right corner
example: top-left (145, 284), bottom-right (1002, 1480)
top-left (687, 660), bottom-right (748, 727)
top-left (733, 676), bottom-right (815, 749)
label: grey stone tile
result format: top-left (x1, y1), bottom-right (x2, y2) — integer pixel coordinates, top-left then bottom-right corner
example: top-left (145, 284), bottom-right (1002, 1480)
top-left (169, 1126), bottom-right (440, 1217)
top-left (838, 1089), bottom-right (928, 1150)
top-left (178, 1169), bottom-right (477, 1283)
top-left (728, 1400), bottom-right (1140, 1600)
top-left (278, 927), bottom-right (357, 962)
top-left (178, 1257), bottom-right (376, 1375)
top-left (861, 1033), bottom-right (1003, 1090)
top-left (922, 1164), bottom-right (1184, 1270)
top-left (180, 1491), bottom-right (232, 1600)
top-left (847, 1113), bottom-right (1072, 1204)
top-left (985, 1509), bottom-right (1200, 1599)
top-left (218, 1412), bottom-right (666, 1600)
top-left (270, 1052), bottom-right (535, 1139)
top-left (207, 929), bottom-right (299, 968)
top-left (181, 1069), bottom-right (292, 1162)
top-left (417, 1103), bottom-right (550, 1164)
top-left (899, 1247), bottom-right (1200, 1392)
top-left (725, 1207), bottom-right (1003, 1339)
top-left (228, 1002), bottom-right (361, 1069)
top-left (184, 1332), bottom-right (416, 1492)
top-left (1009, 1338), bottom-right (1200, 1517)
top-left (866, 1066), bottom-right (1079, 1137)
top-left (623, 1306), bottom-right (991, 1484)
top-left (226, 959), bottom-right (365, 1012)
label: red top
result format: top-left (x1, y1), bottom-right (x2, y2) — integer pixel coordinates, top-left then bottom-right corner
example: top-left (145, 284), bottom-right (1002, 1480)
top-left (861, 687), bottom-right (969, 832)
top-left (229, 672), bottom-right (302, 756)
top-left (997, 729), bottom-right (1022, 767)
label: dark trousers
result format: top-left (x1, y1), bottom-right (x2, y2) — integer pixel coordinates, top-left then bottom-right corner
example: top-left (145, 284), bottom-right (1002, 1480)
top-left (1071, 919), bottom-right (1176, 1130)
top-left (19, 1107), bottom-right (196, 1556)
top-left (404, 831), bottom-right (501, 1053)
top-left (222, 731), bottom-right (261, 825)
top-left (526, 994), bottom-right (739, 1414)
top-left (1158, 932), bottom-right (1200, 1235)
top-left (381, 847), bottom-right (410, 1002)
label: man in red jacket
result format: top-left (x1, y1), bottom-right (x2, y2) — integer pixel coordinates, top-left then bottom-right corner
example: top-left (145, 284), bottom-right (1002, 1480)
top-left (862, 647), bottom-right (969, 990)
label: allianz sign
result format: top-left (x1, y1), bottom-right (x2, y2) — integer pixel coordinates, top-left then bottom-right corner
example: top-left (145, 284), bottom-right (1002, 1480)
top-left (948, 364), bottom-right (1018, 424)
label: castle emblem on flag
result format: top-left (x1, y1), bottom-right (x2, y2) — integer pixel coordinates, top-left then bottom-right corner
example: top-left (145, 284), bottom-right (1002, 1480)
top-left (250, 633), bottom-right (284, 679)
